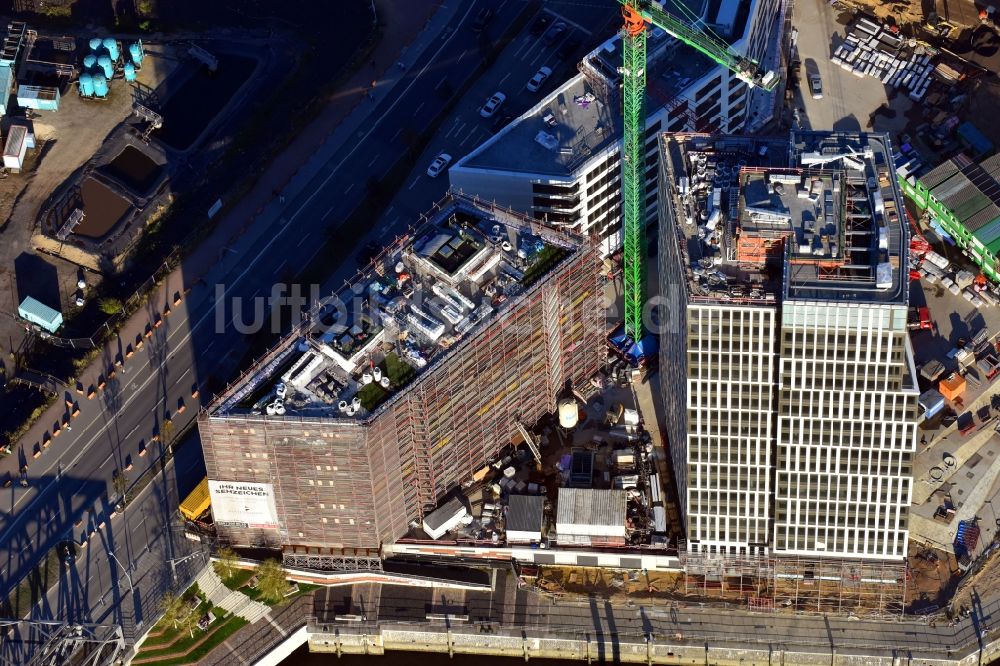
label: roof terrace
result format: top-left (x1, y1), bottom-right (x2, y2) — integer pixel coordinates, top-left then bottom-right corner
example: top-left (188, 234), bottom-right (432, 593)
top-left (660, 131), bottom-right (908, 306)
top-left (211, 194), bottom-right (582, 420)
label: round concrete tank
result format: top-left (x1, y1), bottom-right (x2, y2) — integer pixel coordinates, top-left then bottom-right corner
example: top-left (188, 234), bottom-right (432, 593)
top-left (78, 73), bottom-right (94, 97)
top-left (97, 55), bottom-right (113, 80)
top-left (89, 37), bottom-right (102, 51)
top-left (129, 41), bottom-right (144, 65)
top-left (92, 73), bottom-right (108, 98)
top-left (123, 62), bottom-right (136, 81)
top-left (558, 397), bottom-right (579, 429)
top-left (102, 37), bottom-right (119, 61)
top-left (83, 54), bottom-right (97, 69)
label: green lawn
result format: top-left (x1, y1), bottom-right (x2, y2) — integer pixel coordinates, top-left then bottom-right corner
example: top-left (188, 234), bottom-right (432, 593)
top-left (134, 615), bottom-right (248, 666)
top-left (522, 245), bottom-right (568, 287)
top-left (217, 568), bottom-right (255, 592)
top-left (384, 352), bottom-right (415, 386)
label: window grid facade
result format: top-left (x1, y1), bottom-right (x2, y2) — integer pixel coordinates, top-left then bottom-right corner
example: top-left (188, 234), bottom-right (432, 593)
top-left (773, 302), bottom-right (917, 560)
top-left (685, 305), bottom-right (776, 555)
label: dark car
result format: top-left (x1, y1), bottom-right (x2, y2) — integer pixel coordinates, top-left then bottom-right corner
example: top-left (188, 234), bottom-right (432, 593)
top-left (490, 113), bottom-right (514, 135)
top-left (544, 21), bottom-right (567, 46)
top-left (472, 7), bottom-right (494, 33)
top-left (530, 15), bottom-right (551, 36)
top-left (557, 35), bottom-right (582, 59)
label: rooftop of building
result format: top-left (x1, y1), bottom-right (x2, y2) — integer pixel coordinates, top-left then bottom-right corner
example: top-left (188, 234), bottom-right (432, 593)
top-left (455, 0), bottom-right (748, 178)
top-left (660, 130), bottom-right (908, 306)
top-left (919, 153), bottom-right (1000, 255)
top-left (210, 194), bottom-right (586, 422)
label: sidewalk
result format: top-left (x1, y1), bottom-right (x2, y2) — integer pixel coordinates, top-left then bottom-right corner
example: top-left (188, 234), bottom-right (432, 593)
top-left (6, 0), bottom-right (457, 473)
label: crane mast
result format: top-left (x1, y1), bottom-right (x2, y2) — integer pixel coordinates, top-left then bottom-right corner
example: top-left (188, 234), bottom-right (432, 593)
top-left (617, 0), bottom-right (777, 347)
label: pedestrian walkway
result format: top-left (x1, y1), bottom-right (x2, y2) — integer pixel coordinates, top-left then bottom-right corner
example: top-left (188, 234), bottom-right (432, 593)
top-left (194, 566), bottom-right (270, 623)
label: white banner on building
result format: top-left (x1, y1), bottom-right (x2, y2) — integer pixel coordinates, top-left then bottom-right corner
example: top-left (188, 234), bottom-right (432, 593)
top-left (207, 480), bottom-right (279, 529)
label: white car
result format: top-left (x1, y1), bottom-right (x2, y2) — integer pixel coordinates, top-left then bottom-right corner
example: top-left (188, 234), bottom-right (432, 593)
top-left (426, 152), bottom-right (452, 178)
top-left (526, 66), bottom-right (552, 92)
top-left (808, 74), bottom-right (823, 99)
top-left (479, 92), bottom-right (506, 118)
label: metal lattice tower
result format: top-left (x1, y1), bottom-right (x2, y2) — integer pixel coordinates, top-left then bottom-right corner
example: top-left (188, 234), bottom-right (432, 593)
top-left (621, 3), bottom-right (647, 342)
top-left (617, 0), bottom-right (779, 343)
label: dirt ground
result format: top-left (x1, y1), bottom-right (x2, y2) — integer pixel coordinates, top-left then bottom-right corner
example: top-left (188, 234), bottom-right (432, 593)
top-left (906, 543), bottom-right (960, 612)
top-left (535, 566), bottom-right (686, 599)
top-left (0, 42), bottom-right (180, 359)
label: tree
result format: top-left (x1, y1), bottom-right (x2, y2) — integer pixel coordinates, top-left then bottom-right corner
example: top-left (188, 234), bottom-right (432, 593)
top-left (160, 419), bottom-right (175, 444)
top-left (97, 298), bottom-right (123, 315)
top-left (160, 591), bottom-right (185, 630)
top-left (254, 559), bottom-right (291, 603)
top-left (177, 602), bottom-right (201, 638)
top-left (214, 547), bottom-right (238, 581)
top-left (112, 470), bottom-right (128, 503)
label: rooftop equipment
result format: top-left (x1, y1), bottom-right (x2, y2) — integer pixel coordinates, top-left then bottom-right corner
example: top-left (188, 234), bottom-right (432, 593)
top-left (128, 41), bottom-right (144, 66)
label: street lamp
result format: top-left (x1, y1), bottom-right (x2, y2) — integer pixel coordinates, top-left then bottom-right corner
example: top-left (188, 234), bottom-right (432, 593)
top-left (108, 551), bottom-right (138, 630)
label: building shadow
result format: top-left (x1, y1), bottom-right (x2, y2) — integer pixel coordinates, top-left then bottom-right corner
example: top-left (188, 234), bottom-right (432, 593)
top-left (13, 252), bottom-right (61, 311)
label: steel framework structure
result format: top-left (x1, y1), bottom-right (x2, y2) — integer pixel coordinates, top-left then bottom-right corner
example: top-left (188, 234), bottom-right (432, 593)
top-left (681, 553), bottom-right (907, 618)
top-left (617, 0), bottom-right (778, 343)
top-left (0, 621), bottom-right (124, 666)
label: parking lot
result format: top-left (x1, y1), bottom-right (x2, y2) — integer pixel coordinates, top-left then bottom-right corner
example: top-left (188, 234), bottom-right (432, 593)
top-left (791, 0), bottom-right (912, 135)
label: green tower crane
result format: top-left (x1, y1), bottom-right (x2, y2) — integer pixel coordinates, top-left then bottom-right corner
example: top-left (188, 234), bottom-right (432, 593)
top-left (617, 0), bottom-right (779, 350)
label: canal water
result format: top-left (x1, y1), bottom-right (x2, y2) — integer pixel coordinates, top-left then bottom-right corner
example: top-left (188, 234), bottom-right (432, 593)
top-left (281, 645), bottom-right (573, 665)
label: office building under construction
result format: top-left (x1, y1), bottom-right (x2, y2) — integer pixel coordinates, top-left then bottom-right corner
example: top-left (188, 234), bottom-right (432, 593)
top-left (198, 194), bottom-right (603, 557)
top-left (658, 131), bottom-right (917, 569)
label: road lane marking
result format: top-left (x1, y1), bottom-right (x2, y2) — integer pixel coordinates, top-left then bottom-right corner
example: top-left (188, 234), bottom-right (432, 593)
top-left (391, 128), bottom-right (403, 141)
top-left (414, 101), bottom-right (425, 114)
top-left (367, 154), bottom-right (380, 167)
top-left (407, 177), bottom-right (421, 190)
top-left (498, 72), bottom-right (511, 87)
top-left (344, 182), bottom-right (355, 194)
top-left (296, 234), bottom-right (312, 248)
top-left (434, 76), bottom-right (448, 90)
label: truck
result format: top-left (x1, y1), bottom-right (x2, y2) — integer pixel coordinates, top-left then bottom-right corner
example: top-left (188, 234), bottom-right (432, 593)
top-left (907, 306), bottom-right (933, 331)
top-left (978, 354), bottom-right (1000, 381)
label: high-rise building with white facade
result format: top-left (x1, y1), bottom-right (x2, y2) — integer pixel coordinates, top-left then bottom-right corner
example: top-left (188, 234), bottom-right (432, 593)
top-left (658, 131), bottom-right (917, 561)
top-left (449, 0), bottom-right (788, 256)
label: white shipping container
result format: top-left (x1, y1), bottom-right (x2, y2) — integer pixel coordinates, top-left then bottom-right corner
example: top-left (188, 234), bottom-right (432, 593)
top-left (924, 250), bottom-right (950, 270)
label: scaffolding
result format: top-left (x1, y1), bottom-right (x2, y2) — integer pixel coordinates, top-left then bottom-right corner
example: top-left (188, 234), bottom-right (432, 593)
top-left (681, 553), bottom-right (907, 618)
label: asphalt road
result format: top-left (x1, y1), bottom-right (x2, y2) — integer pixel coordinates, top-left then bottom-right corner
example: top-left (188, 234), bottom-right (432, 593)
top-left (0, 0), bottom-right (615, 648)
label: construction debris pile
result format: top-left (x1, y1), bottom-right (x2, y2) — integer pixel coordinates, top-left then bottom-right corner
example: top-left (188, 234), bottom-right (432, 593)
top-left (831, 17), bottom-right (934, 102)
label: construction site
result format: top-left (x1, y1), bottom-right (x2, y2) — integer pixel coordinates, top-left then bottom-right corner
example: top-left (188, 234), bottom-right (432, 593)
top-left (198, 193), bottom-right (605, 554)
top-left (529, 553), bottom-right (908, 618)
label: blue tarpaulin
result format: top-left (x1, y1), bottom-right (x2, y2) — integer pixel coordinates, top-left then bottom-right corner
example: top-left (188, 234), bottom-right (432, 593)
top-left (957, 122), bottom-right (994, 157)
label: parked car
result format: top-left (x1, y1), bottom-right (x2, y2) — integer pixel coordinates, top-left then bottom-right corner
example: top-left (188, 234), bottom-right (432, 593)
top-left (544, 21), bottom-right (567, 45)
top-left (472, 7), bottom-right (494, 32)
top-left (530, 15), bottom-right (551, 36)
top-left (490, 113), bottom-right (514, 135)
top-left (479, 91), bottom-right (506, 118)
top-left (808, 74), bottom-right (823, 99)
top-left (426, 152), bottom-right (452, 178)
top-left (557, 35), bottom-right (582, 60)
top-left (526, 66), bottom-right (552, 92)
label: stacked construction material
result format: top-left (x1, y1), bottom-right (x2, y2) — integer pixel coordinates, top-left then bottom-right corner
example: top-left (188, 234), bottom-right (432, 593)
top-left (830, 17), bottom-right (933, 102)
